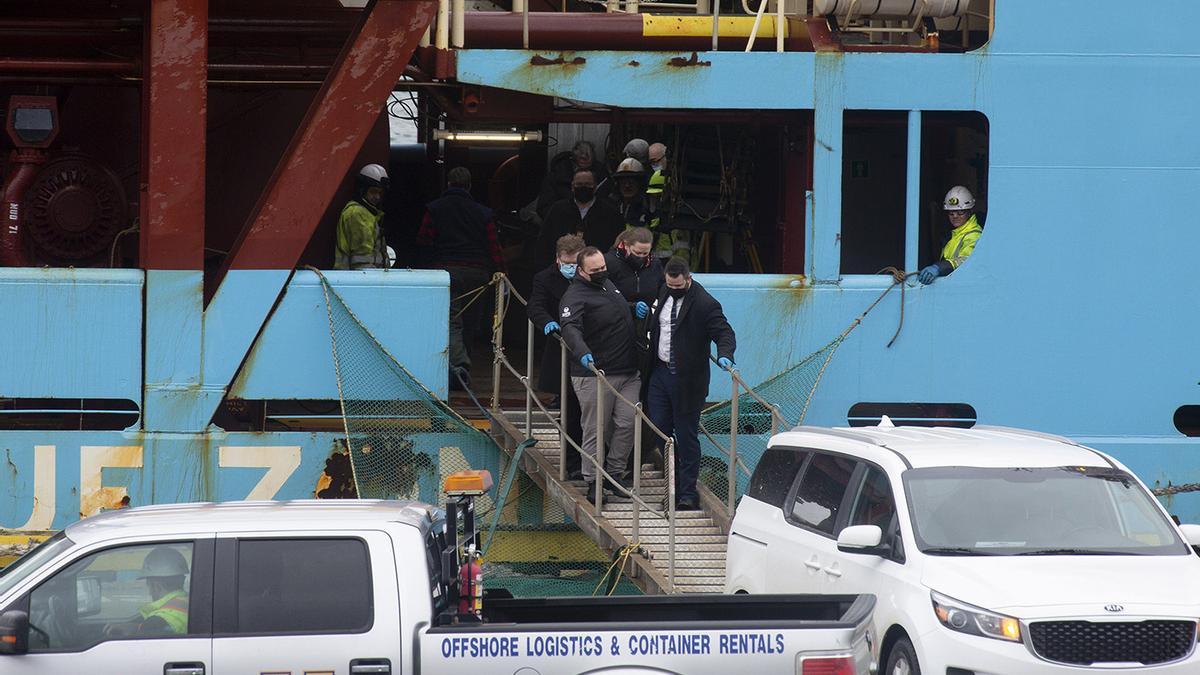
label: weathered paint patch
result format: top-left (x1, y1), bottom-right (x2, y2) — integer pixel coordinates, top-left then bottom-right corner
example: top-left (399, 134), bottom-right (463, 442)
top-left (530, 54), bottom-right (586, 67)
top-left (667, 52), bottom-right (711, 68)
top-left (316, 443), bottom-right (358, 498)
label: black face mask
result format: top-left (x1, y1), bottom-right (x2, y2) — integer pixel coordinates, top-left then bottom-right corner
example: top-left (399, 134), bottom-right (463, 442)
top-left (669, 286), bottom-right (687, 299)
top-left (573, 186), bottom-right (595, 203)
top-left (588, 270), bottom-right (609, 286)
top-left (626, 253), bottom-right (647, 269)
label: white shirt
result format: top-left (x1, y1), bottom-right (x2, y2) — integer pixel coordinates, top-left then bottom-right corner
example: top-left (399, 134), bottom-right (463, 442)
top-left (657, 295), bottom-right (681, 363)
top-left (576, 199), bottom-right (593, 220)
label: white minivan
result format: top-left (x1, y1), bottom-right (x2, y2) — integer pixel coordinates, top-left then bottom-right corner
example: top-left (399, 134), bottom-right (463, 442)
top-left (725, 423), bottom-right (1200, 674)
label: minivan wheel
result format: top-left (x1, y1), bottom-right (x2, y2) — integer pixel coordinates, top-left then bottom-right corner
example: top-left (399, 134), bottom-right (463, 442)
top-left (885, 637), bottom-right (920, 675)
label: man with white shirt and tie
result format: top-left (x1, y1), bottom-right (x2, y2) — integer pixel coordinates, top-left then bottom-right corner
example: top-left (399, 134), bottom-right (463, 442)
top-left (647, 257), bottom-right (737, 511)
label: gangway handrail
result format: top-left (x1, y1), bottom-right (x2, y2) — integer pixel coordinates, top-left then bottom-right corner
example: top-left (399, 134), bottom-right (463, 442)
top-left (489, 273), bottom-right (679, 591)
top-left (704, 353), bottom-right (789, 517)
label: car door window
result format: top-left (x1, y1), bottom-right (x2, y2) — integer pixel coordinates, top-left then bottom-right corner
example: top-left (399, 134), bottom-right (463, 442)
top-left (26, 542), bottom-right (195, 652)
top-left (789, 453), bottom-right (858, 535)
top-left (748, 448), bottom-right (810, 507)
top-left (233, 538), bottom-right (372, 635)
top-left (847, 465), bottom-right (905, 560)
top-left (848, 466), bottom-right (896, 531)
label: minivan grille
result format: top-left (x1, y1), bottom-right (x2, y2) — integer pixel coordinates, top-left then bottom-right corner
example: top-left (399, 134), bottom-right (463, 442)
top-left (1028, 620), bottom-right (1196, 665)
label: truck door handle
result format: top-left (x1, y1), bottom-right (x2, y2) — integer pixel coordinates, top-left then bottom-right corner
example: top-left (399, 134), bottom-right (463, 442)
top-left (350, 658), bottom-right (392, 674)
top-left (804, 556), bottom-right (823, 571)
top-left (164, 663), bottom-right (205, 675)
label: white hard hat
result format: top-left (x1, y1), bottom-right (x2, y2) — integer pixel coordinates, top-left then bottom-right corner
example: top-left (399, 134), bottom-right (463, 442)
top-left (357, 163), bottom-right (390, 190)
top-left (385, 245), bottom-right (397, 268)
top-left (613, 157), bottom-right (646, 178)
top-left (943, 185), bottom-right (975, 211)
top-left (139, 547), bottom-right (189, 579)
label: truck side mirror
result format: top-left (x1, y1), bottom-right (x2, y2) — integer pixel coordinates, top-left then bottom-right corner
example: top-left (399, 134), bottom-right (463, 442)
top-left (837, 525), bottom-right (885, 555)
top-left (0, 610), bottom-right (30, 655)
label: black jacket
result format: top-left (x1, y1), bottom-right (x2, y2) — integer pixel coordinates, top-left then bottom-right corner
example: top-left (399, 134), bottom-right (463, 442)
top-left (559, 275), bottom-right (638, 378)
top-left (604, 248), bottom-right (664, 306)
top-left (649, 280), bottom-right (736, 414)
top-left (528, 263), bottom-right (572, 393)
top-left (417, 187), bottom-right (502, 270)
top-left (537, 197), bottom-right (624, 263)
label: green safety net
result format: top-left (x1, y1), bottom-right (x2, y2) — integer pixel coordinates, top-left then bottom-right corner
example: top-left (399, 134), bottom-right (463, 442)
top-left (697, 336), bottom-right (844, 503)
top-left (315, 273), bottom-right (638, 596)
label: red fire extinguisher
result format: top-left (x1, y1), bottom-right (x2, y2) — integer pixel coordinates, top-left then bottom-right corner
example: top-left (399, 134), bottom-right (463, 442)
top-left (458, 547), bottom-right (483, 618)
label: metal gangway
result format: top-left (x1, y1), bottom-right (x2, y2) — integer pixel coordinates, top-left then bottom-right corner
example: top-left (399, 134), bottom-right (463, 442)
top-left (485, 274), bottom-right (788, 594)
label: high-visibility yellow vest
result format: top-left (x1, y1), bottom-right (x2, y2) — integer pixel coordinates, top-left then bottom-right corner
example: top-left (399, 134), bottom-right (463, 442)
top-left (140, 590), bottom-right (189, 635)
top-left (334, 200), bottom-right (386, 269)
top-left (940, 215), bottom-right (983, 270)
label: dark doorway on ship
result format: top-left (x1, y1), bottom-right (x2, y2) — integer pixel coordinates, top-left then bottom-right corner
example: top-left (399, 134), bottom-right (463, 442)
top-left (838, 110), bottom-right (988, 276)
top-left (918, 111), bottom-right (989, 270)
top-left (403, 112), bottom-right (814, 411)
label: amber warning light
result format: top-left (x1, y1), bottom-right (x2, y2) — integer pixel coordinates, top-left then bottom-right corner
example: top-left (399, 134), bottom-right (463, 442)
top-left (444, 470), bottom-right (493, 497)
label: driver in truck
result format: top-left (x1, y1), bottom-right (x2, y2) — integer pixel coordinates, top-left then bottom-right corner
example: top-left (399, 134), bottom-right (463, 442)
top-left (104, 547), bottom-right (189, 638)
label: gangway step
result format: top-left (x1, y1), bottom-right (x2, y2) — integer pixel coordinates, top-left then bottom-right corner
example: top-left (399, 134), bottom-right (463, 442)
top-left (496, 408), bottom-right (731, 595)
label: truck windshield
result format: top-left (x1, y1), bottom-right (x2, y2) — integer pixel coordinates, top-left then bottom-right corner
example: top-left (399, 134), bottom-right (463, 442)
top-left (903, 466), bottom-right (1188, 556)
top-left (0, 531), bottom-right (74, 597)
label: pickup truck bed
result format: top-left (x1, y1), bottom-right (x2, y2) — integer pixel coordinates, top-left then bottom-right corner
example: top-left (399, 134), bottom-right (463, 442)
top-left (423, 594), bottom-right (875, 674)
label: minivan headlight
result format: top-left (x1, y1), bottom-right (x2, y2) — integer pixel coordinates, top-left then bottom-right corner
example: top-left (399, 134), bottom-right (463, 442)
top-left (931, 591), bottom-right (1022, 642)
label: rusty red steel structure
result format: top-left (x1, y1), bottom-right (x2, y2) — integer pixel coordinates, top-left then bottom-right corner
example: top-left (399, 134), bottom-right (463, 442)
top-left (217, 0), bottom-right (437, 278)
top-left (140, 0), bottom-right (208, 271)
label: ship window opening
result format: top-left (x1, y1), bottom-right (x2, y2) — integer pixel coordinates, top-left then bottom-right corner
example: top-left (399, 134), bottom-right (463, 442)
top-left (919, 111), bottom-right (989, 270)
top-left (1174, 406), bottom-right (1200, 437)
top-left (848, 402), bottom-right (976, 428)
top-left (841, 110), bottom-right (908, 275)
top-left (0, 398), bottom-right (139, 431)
top-left (214, 400), bottom-right (347, 433)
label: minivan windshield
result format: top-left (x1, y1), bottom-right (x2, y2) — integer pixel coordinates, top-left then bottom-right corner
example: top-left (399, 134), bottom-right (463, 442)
top-left (904, 466), bottom-right (1188, 556)
top-left (0, 530), bottom-right (73, 597)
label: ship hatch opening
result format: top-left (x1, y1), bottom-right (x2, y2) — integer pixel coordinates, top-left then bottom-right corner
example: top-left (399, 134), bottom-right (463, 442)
top-left (0, 398), bottom-right (139, 431)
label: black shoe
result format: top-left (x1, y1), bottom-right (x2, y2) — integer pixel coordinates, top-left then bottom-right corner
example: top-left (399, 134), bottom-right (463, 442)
top-left (582, 481), bottom-right (597, 497)
top-left (566, 469), bottom-right (584, 482)
top-left (675, 498), bottom-right (701, 511)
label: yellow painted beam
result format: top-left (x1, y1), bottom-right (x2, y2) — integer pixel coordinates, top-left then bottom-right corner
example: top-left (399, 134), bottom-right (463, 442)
top-left (642, 15), bottom-right (789, 39)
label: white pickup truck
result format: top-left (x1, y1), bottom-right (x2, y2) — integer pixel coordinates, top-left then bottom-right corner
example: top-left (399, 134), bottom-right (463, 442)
top-left (0, 494), bottom-right (875, 675)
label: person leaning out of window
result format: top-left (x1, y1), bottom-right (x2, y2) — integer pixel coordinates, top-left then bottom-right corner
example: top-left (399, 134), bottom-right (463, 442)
top-left (919, 185), bottom-right (984, 285)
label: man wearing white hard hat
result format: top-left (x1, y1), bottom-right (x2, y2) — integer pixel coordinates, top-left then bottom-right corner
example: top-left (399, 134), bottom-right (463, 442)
top-left (334, 163), bottom-right (389, 269)
top-left (919, 185), bottom-right (983, 285)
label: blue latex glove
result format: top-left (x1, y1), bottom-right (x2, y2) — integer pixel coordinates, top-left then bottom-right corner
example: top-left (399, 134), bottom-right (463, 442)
top-left (581, 353), bottom-right (595, 369)
top-left (918, 264), bottom-right (940, 285)
top-left (718, 357), bottom-right (736, 371)
top-left (543, 321), bottom-right (561, 336)
top-left (635, 301), bottom-right (650, 319)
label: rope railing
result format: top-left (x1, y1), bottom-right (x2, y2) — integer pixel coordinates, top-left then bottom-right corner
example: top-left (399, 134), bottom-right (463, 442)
top-left (489, 273), bottom-right (679, 590)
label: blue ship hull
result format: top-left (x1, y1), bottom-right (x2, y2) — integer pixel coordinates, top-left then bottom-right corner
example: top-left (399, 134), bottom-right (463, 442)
top-left (1, 0), bottom-right (1197, 528)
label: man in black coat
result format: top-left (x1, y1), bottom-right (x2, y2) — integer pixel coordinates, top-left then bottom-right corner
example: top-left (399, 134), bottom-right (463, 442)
top-left (605, 227), bottom-right (664, 307)
top-left (415, 167), bottom-right (506, 387)
top-left (558, 246), bottom-right (643, 497)
top-left (648, 257), bottom-right (736, 510)
top-left (537, 168), bottom-right (624, 264)
top-left (528, 234), bottom-right (586, 480)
